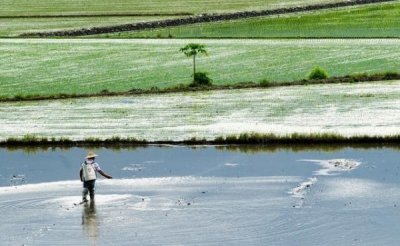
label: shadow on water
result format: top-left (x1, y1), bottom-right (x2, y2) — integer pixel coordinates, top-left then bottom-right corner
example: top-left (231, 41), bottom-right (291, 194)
top-left (215, 143), bottom-right (400, 153)
top-left (82, 201), bottom-right (98, 246)
top-left (2, 145), bottom-right (149, 155)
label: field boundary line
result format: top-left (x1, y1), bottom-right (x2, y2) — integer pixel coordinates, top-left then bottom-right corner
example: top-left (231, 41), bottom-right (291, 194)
top-left (0, 13), bottom-right (193, 18)
top-left (1, 72), bottom-right (398, 103)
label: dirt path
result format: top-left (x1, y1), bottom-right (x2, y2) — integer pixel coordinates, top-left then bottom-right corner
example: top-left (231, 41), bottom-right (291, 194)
top-left (20, 0), bottom-right (395, 37)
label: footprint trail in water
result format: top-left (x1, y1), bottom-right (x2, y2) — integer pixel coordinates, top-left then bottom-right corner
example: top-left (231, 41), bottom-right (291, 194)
top-left (290, 159), bottom-right (361, 208)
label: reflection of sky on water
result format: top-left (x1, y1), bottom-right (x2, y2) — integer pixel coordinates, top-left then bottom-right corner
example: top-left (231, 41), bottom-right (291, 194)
top-left (1, 145), bottom-right (399, 186)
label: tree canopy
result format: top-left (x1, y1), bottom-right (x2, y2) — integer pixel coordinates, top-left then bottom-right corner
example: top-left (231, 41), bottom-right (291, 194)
top-left (180, 43), bottom-right (208, 81)
top-left (179, 43), bottom-right (207, 57)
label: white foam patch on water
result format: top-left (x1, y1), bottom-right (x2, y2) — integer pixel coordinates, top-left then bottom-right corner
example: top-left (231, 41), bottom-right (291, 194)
top-left (289, 159), bottom-right (362, 208)
top-left (224, 162), bottom-right (239, 167)
top-left (300, 159), bottom-right (361, 176)
top-left (121, 164), bottom-right (144, 172)
top-left (290, 177), bottom-right (318, 199)
top-left (0, 180), bottom-right (80, 194)
top-left (0, 176), bottom-right (300, 195)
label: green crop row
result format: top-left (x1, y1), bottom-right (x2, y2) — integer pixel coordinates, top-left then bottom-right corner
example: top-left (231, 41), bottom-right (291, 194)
top-left (1, 39), bottom-right (399, 98)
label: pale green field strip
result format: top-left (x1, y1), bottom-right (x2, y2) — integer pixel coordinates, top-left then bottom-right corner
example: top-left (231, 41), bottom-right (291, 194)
top-left (0, 16), bottom-right (182, 37)
top-left (108, 1), bottom-right (400, 38)
top-left (0, 81), bottom-right (399, 141)
top-left (1, 0), bottom-right (342, 16)
top-left (1, 39), bottom-right (400, 98)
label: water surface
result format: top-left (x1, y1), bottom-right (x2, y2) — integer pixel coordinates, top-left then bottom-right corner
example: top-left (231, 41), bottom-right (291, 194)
top-left (0, 145), bottom-right (399, 245)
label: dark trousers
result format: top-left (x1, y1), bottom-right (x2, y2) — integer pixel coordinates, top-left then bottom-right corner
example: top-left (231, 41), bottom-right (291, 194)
top-left (83, 180), bottom-right (96, 199)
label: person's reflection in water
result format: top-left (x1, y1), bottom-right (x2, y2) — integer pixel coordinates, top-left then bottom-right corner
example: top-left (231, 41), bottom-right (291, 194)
top-left (82, 200), bottom-right (98, 245)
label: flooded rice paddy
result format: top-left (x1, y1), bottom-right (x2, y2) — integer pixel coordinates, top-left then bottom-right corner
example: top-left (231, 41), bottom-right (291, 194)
top-left (1, 145), bottom-right (400, 245)
top-left (1, 81), bottom-right (400, 141)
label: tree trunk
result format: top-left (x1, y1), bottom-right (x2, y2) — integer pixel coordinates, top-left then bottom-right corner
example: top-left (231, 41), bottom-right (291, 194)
top-left (193, 55), bottom-right (196, 81)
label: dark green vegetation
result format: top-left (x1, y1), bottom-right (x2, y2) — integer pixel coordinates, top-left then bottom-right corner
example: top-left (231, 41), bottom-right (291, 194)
top-left (110, 1), bottom-right (400, 38)
top-left (2, 132), bottom-right (400, 147)
top-left (213, 133), bottom-right (400, 145)
top-left (308, 66), bottom-right (329, 80)
top-left (192, 72), bottom-right (213, 87)
top-left (1, 72), bottom-right (398, 102)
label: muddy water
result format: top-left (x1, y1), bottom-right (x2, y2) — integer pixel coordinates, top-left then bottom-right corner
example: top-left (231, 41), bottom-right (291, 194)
top-left (0, 145), bottom-right (399, 245)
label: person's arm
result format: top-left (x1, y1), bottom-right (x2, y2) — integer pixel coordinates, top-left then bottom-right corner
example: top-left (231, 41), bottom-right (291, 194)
top-left (80, 169), bottom-right (83, 182)
top-left (98, 170), bottom-right (112, 179)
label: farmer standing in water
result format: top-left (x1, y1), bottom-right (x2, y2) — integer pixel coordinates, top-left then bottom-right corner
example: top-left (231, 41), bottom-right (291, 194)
top-left (80, 151), bottom-right (112, 202)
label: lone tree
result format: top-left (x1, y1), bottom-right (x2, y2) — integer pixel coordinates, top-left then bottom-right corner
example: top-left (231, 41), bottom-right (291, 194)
top-left (180, 43), bottom-right (207, 81)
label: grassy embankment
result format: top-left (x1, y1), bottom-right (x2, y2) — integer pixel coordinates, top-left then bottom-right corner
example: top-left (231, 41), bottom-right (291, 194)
top-left (1, 39), bottom-right (399, 99)
top-left (103, 1), bottom-right (400, 38)
top-left (1, 72), bottom-right (398, 102)
top-left (2, 133), bottom-right (400, 147)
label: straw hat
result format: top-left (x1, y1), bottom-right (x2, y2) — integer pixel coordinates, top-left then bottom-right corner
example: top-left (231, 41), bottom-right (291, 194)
top-left (86, 151), bottom-right (98, 159)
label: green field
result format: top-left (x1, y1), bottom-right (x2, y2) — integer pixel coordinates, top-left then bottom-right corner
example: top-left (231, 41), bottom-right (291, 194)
top-left (103, 1), bottom-right (400, 38)
top-left (0, 16), bottom-right (182, 37)
top-left (1, 0), bottom-right (341, 16)
top-left (1, 39), bottom-right (399, 98)
top-left (0, 0), bottom-right (353, 38)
